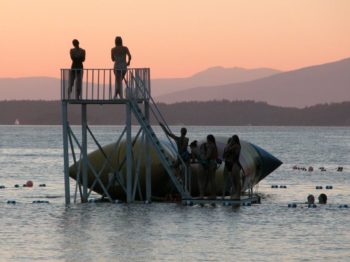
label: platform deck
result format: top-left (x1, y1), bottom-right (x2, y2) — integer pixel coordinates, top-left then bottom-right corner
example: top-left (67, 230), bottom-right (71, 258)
top-left (182, 194), bottom-right (261, 206)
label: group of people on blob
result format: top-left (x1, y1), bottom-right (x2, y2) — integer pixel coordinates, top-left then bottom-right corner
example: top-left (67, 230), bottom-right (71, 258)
top-left (161, 124), bottom-right (243, 200)
top-left (68, 36), bottom-right (131, 99)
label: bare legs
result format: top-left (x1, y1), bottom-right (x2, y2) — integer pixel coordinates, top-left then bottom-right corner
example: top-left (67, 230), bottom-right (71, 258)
top-left (114, 69), bottom-right (126, 99)
top-left (69, 69), bottom-right (83, 99)
top-left (198, 168), bottom-right (206, 198)
top-left (197, 162), bottom-right (217, 198)
top-left (207, 164), bottom-right (217, 199)
top-left (231, 163), bottom-right (241, 200)
top-left (222, 165), bottom-right (232, 198)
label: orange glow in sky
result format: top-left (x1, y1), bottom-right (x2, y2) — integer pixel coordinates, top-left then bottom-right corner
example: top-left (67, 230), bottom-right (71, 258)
top-left (0, 0), bottom-right (349, 78)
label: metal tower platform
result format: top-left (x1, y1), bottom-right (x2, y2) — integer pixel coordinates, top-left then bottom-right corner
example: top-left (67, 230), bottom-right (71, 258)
top-left (61, 68), bottom-right (190, 205)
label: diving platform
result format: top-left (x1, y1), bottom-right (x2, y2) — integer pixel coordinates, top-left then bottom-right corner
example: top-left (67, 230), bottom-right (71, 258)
top-left (60, 67), bottom-right (273, 206)
top-left (61, 68), bottom-right (151, 103)
top-left (61, 68), bottom-right (191, 205)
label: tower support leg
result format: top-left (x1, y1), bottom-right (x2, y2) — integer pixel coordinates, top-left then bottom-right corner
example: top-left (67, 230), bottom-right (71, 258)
top-left (126, 102), bottom-right (133, 203)
top-left (81, 104), bottom-right (88, 203)
top-left (145, 101), bottom-right (152, 202)
top-left (62, 101), bottom-right (70, 205)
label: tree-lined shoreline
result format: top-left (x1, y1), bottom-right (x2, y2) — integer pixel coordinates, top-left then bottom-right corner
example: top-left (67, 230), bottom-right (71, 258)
top-left (0, 100), bottom-right (349, 126)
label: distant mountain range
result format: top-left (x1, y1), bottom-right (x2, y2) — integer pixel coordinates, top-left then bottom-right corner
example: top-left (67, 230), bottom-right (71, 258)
top-left (0, 77), bottom-right (60, 100)
top-left (1, 57), bottom-right (350, 108)
top-left (157, 58), bottom-right (350, 107)
top-left (152, 67), bottom-right (280, 97)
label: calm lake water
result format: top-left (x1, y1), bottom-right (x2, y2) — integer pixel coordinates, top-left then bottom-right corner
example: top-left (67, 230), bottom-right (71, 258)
top-left (0, 126), bottom-right (350, 261)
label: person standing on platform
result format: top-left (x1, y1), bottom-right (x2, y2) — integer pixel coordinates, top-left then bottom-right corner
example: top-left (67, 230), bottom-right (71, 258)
top-left (222, 137), bottom-right (234, 198)
top-left (204, 134), bottom-right (218, 199)
top-left (198, 142), bottom-right (208, 197)
top-left (188, 140), bottom-right (210, 198)
top-left (189, 140), bottom-right (199, 163)
top-left (160, 123), bottom-right (190, 171)
top-left (69, 39), bottom-right (85, 99)
top-left (111, 36), bottom-right (131, 99)
top-left (230, 135), bottom-right (242, 200)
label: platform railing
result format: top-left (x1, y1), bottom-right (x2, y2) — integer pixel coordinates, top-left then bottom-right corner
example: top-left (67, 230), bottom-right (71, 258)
top-left (61, 68), bottom-right (150, 101)
top-left (127, 71), bottom-right (191, 196)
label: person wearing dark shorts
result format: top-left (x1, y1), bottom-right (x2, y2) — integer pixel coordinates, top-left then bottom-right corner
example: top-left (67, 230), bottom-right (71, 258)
top-left (69, 39), bottom-right (85, 99)
top-left (160, 123), bottom-right (190, 180)
top-left (230, 135), bottom-right (242, 200)
top-left (222, 137), bottom-right (234, 198)
top-left (203, 135), bottom-right (218, 199)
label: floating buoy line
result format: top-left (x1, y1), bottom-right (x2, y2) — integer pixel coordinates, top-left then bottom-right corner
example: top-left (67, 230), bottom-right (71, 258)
top-left (1, 181), bottom-right (49, 205)
top-left (292, 165), bottom-right (345, 172)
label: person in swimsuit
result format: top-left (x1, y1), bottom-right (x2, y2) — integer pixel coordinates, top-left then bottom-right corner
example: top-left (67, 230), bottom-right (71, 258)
top-left (203, 134), bottom-right (218, 199)
top-left (230, 135), bottom-right (242, 200)
top-left (189, 140), bottom-right (197, 161)
top-left (69, 39), bottom-right (85, 99)
top-left (111, 36), bottom-right (131, 99)
top-left (160, 123), bottom-right (189, 165)
top-left (222, 137), bottom-right (234, 198)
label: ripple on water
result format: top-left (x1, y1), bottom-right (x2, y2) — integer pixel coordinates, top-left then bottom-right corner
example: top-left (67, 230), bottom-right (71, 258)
top-left (1, 126), bottom-right (350, 261)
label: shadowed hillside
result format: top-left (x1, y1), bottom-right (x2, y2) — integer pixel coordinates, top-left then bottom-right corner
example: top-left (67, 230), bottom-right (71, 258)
top-left (1, 100), bottom-right (350, 126)
top-left (0, 77), bottom-right (60, 100)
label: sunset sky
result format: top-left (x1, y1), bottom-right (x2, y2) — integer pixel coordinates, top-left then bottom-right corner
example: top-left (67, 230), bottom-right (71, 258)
top-left (0, 0), bottom-right (349, 78)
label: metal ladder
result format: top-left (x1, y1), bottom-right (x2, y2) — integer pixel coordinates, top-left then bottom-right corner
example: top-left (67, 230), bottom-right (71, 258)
top-left (125, 73), bottom-right (191, 199)
top-left (128, 100), bottom-right (190, 199)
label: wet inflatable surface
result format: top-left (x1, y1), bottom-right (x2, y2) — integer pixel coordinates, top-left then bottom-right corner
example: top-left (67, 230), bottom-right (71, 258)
top-left (69, 137), bottom-right (282, 200)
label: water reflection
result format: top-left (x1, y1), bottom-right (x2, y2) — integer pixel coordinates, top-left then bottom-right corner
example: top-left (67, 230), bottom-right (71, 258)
top-left (0, 126), bottom-right (350, 261)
